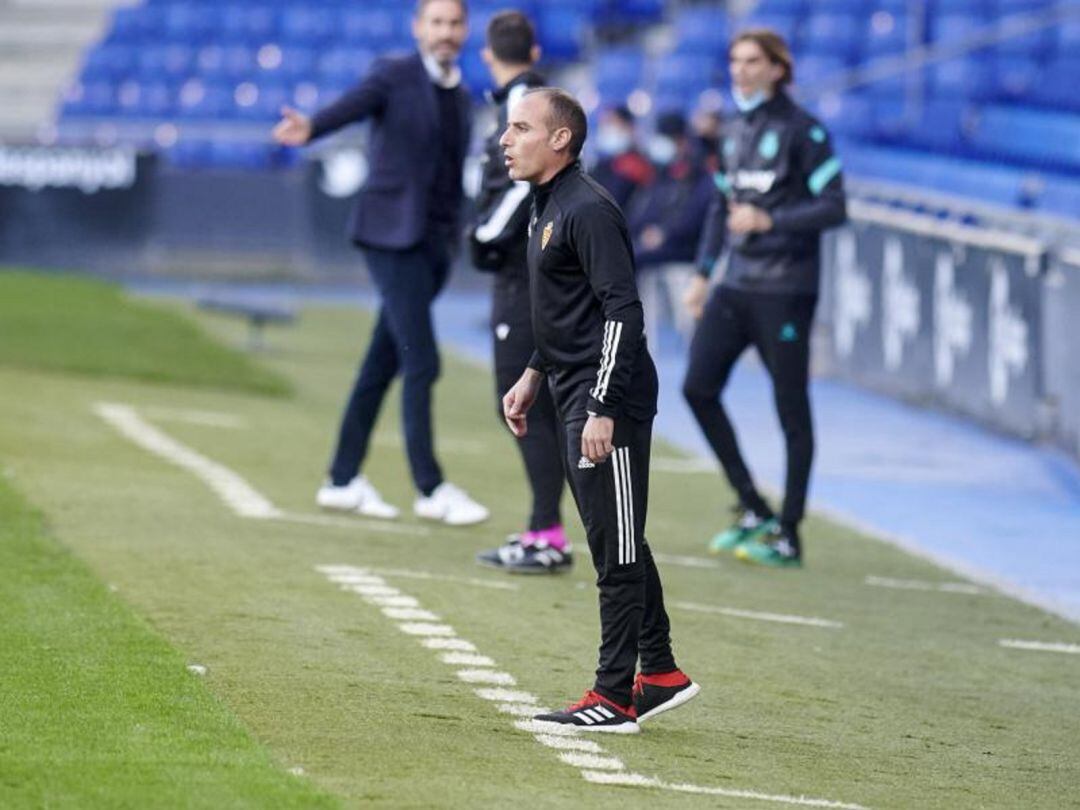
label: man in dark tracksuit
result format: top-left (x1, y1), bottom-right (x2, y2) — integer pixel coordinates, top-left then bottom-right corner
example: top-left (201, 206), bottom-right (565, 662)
top-left (273, 0), bottom-right (489, 526)
top-left (682, 30), bottom-right (847, 567)
top-left (468, 11), bottom-right (570, 574)
top-left (501, 88), bottom-right (698, 733)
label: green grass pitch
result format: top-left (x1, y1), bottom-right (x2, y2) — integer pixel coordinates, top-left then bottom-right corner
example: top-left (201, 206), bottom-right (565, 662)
top-left (0, 270), bottom-right (1077, 808)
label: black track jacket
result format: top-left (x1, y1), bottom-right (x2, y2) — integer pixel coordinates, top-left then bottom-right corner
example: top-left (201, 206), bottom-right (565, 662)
top-left (469, 70), bottom-right (545, 275)
top-left (696, 91), bottom-right (847, 295)
top-left (526, 162), bottom-right (657, 422)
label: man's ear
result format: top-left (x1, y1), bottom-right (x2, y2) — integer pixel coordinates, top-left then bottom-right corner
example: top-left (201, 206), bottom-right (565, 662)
top-left (550, 127), bottom-right (573, 153)
top-left (530, 44), bottom-right (542, 65)
top-left (481, 47), bottom-right (494, 67)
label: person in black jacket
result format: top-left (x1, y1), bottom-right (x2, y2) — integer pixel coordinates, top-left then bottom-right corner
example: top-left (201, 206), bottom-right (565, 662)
top-left (468, 10), bottom-right (570, 574)
top-left (630, 110), bottom-right (714, 341)
top-left (682, 29), bottom-right (847, 567)
top-left (590, 105), bottom-right (653, 213)
top-left (501, 88), bottom-right (698, 732)
top-left (273, 0), bottom-right (489, 527)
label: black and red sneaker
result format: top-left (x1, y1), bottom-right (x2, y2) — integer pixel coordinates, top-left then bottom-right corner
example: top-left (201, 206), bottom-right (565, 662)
top-left (632, 670), bottom-right (701, 723)
top-left (533, 690), bottom-right (639, 734)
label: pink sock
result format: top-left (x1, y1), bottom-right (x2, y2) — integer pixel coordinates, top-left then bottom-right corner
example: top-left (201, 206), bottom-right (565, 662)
top-left (521, 524), bottom-right (568, 551)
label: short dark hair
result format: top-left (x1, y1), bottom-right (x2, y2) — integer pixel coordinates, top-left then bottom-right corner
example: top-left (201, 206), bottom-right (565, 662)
top-left (525, 87), bottom-right (588, 158)
top-left (730, 28), bottom-right (794, 86)
top-left (415, 0), bottom-right (468, 18)
top-left (487, 11), bottom-right (535, 64)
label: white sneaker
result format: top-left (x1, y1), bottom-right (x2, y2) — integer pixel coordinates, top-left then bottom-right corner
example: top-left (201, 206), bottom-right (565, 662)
top-left (316, 476), bottom-right (400, 519)
top-left (413, 482), bottom-right (490, 526)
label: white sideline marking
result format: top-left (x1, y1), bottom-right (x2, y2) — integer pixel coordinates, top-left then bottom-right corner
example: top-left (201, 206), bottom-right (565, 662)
top-left (369, 567), bottom-right (519, 591)
top-left (187, 664), bottom-right (207, 676)
top-left (382, 607), bottom-right (441, 621)
top-left (398, 623), bottom-right (457, 637)
top-left (865, 575), bottom-right (985, 595)
top-left (439, 652), bottom-right (495, 667)
top-left (143, 407), bottom-right (247, 429)
top-left (457, 669), bottom-right (516, 685)
top-left (321, 566), bottom-right (862, 809)
top-left (581, 771), bottom-right (868, 808)
top-left (515, 719), bottom-right (579, 736)
top-left (474, 688), bottom-right (538, 704)
top-left (95, 402), bottom-right (280, 519)
top-left (424, 638), bottom-right (477, 652)
top-left (999, 639), bottom-right (1080, 655)
top-left (560, 753), bottom-right (624, 771)
top-left (673, 601), bottom-right (844, 629)
top-left (349, 585), bottom-right (401, 598)
top-left (497, 703), bottom-right (548, 717)
top-left (536, 734), bottom-right (603, 753)
top-left (327, 573), bottom-right (391, 585)
top-left (365, 595), bottom-right (421, 608)
top-left (654, 553), bottom-right (722, 570)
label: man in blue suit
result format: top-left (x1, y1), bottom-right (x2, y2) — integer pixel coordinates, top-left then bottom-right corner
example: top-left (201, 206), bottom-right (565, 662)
top-left (273, 0), bottom-right (489, 526)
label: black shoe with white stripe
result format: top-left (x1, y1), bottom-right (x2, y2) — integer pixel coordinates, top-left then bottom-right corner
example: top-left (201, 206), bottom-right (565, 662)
top-left (632, 670), bottom-right (701, 723)
top-left (533, 691), bottom-right (639, 734)
top-left (476, 536), bottom-right (573, 574)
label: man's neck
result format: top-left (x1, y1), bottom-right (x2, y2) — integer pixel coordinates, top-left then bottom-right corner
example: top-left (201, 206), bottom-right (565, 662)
top-left (492, 62), bottom-right (533, 89)
top-left (535, 158), bottom-right (574, 187)
top-left (420, 49), bottom-right (461, 88)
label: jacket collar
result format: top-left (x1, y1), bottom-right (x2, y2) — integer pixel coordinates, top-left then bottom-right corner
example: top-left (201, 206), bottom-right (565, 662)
top-left (491, 69), bottom-right (545, 103)
top-left (419, 49), bottom-right (462, 88)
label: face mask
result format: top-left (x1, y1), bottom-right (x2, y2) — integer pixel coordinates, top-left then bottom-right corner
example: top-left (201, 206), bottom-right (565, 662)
top-left (732, 87), bottom-right (768, 113)
top-left (646, 135), bottom-right (678, 166)
top-left (596, 126), bottom-right (632, 157)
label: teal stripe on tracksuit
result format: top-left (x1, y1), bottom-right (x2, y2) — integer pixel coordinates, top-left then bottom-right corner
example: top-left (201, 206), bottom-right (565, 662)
top-left (807, 156), bottom-right (841, 196)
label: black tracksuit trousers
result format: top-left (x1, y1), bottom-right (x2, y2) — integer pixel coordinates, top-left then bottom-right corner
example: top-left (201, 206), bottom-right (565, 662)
top-left (555, 381), bottom-right (676, 707)
top-left (682, 286), bottom-right (817, 529)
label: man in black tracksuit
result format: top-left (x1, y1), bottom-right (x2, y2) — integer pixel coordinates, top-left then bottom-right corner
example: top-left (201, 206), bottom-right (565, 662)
top-left (682, 30), bottom-right (847, 567)
top-left (501, 88), bottom-right (698, 733)
top-left (469, 11), bottom-right (570, 574)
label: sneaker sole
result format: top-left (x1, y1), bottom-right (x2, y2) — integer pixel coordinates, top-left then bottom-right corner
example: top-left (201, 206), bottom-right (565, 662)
top-left (637, 682), bottom-right (701, 724)
top-left (503, 564), bottom-right (573, 576)
top-left (530, 718), bottom-right (640, 734)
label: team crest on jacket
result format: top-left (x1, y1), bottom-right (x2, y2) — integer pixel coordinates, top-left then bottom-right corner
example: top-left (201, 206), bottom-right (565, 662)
top-left (541, 221), bottom-right (554, 250)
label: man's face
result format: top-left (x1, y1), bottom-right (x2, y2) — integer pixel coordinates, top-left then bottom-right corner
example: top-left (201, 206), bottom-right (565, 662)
top-left (729, 39), bottom-right (783, 97)
top-left (413, 0), bottom-right (468, 67)
top-left (500, 93), bottom-right (567, 184)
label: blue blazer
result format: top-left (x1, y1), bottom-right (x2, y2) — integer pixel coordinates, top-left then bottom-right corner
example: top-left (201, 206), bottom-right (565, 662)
top-left (310, 52), bottom-right (472, 250)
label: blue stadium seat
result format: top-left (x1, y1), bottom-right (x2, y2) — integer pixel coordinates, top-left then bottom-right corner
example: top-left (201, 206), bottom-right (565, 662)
top-left (931, 14), bottom-right (985, 44)
top-left (137, 45), bottom-right (194, 82)
top-left (220, 6), bottom-right (278, 45)
top-left (813, 0), bottom-right (875, 12)
top-left (108, 6), bottom-right (163, 43)
top-left (61, 81), bottom-right (116, 117)
top-left (1057, 17), bottom-right (1080, 55)
top-left (317, 48), bottom-right (375, 85)
top-left (862, 8), bottom-right (910, 55)
top-left (992, 56), bottom-right (1040, 100)
top-left (1036, 175), bottom-right (1080, 218)
top-left (735, 13), bottom-right (800, 45)
top-left (596, 48), bottom-right (645, 102)
top-left (1029, 58), bottom-right (1080, 111)
top-left (802, 14), bottom-right (863, 58)
top-left (795, 55), bottom-right (850, 89)
top-left (993, 12), bottom-right (1053, 57)
top-left (162, 4), bottom-right (218, 44)
top-left (81, 45), bottom-right (137, 81)
top-left (812, 92), bottom-right (874, 137)
top-left (673, 7), bottom-right (729, 54)
top-left (929, 57), bottom-right (994, 99)
top-left (196, 45), bottom-right (256, 81)
top-left (537, 7), bottom-right (588, 60)
top-left (176, 80), bottom-right (233, 119)
top-left (753, 0), bottom-right (806, 14)
top-left (969, 105), bottom-right (1080, 170)
top-left (931, 0), bottom-right (993, 14)
top-left (905, 99), bottom-right (972, 151)
top-left (274, 46), bottom-right (316, 81)
top-left (459, 50), bottom-right (491, 99)
top-left (609, 0), bottom-right (664, 23)
top-left (280, 6), bottom-right (334, 45)
top-left (116, 79), bottom-right (173, 118)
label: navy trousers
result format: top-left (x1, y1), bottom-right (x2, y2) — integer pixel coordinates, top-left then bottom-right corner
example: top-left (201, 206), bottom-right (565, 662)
top-left (329, 233), bottom-right (451, 495)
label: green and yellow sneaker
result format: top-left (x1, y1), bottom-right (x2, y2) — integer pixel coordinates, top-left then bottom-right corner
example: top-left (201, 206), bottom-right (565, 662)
top-left (709, 509), bottom-right (778, 554)
top-left (735, 526), bottom-right (802, 568)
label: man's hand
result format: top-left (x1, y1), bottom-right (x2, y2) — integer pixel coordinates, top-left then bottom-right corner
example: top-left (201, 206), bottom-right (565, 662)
top-left (272, 106), bottom-right (313, 146)
top-left (684, 275), bottom-right (710, 320)
top-left (503, 369), bottom-right (544, 437)
top-left (728, 203), bottom-right (773, 235)
top-left (581, 414), bottom-right (615, 464)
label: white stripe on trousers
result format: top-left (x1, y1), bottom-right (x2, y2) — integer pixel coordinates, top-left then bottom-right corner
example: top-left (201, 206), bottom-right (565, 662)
top-left (613, 448), bottom-right (636, 566)
top-left (591, 321), bottom-right (623, 404)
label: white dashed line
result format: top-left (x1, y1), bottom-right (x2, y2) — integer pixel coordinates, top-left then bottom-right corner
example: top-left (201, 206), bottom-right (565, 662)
top-left (397, 623), bottom-right (457, 637)
top-left (581, 772), bottom-right (868, 808)
top-left (424, 638), bottom-right (477, 652)
top-left (999, 639), bottom-right (1080, 655)
top-left (535, 734), bottom-right (603, 753)
top-left (439, 652), bottom-right (495, 667)
top-left (673, 601), bottom-right (844, 629)
top-left (474, 688), bottom-right (537, 703)
top-left (560, 752), bottom-right (624, 770)
top-left (866, 575), bottom-right (985, 595)
top-left (382, 607), bottom-right (441, 621)
top-left (456, 669), bottom-right (516, 685)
